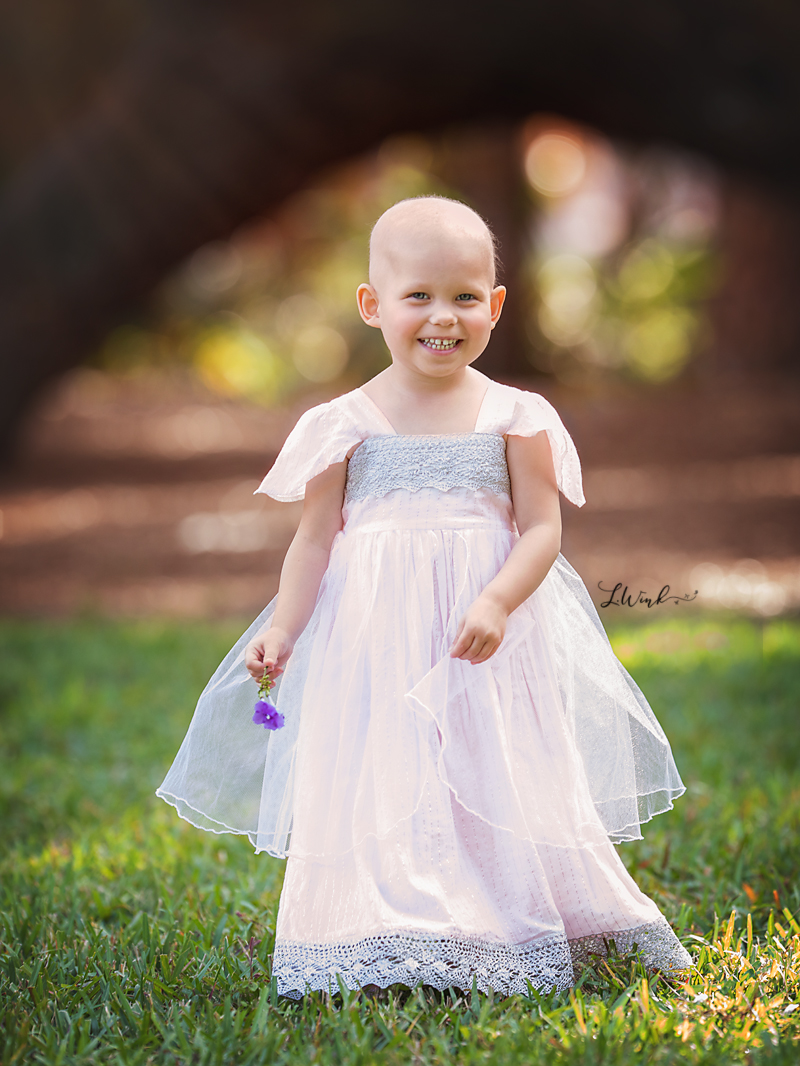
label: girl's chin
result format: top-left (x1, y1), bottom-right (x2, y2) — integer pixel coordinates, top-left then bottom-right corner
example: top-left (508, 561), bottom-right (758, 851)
top-left (387, 345), bottom-right (481, 374)
top-left (415, 354), bottom-right (469, 373)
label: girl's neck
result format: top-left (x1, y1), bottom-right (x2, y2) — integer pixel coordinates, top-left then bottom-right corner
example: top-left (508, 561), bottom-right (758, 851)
top-left (361, 366), bottom-right (490, 436)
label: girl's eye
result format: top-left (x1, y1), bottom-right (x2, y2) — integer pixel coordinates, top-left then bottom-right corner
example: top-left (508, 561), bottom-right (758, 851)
top-left (409, 292), bottom-right (428, 300)
top-left (455, 293), bottom-right (477, 302)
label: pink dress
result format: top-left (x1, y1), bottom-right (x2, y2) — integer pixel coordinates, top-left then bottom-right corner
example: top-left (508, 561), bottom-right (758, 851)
top-left (157, 380), bottom-right (691, 995)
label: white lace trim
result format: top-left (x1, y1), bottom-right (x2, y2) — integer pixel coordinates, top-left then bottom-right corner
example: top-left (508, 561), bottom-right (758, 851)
top-left (345, 434), bottom-right (510, 504)
top-left (569, 917), bottom-right (692, 973)
top-left (272, 918), bottom-right (691, 998)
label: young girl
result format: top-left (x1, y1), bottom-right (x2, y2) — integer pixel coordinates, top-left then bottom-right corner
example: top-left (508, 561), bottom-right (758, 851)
top-left (157, 196), bottom-right (692, 997)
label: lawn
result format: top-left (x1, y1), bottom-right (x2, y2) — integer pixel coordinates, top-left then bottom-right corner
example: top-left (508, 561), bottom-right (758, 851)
top-left (0, 613), bottom-right (798, 1064)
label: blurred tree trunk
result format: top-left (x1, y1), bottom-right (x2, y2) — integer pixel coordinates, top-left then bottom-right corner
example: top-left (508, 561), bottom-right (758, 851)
top-left (2, 0), bottom-right (800, 453)
top-left (704, 179), bottom-right (800, 377)
top-left (433, 124), bottom-right (531, 381)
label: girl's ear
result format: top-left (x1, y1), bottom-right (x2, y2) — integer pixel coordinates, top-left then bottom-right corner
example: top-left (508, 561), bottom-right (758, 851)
top-left (489, 285), bottom-right (507, 329)
top-left (356, 283), bottom-right (382, 328)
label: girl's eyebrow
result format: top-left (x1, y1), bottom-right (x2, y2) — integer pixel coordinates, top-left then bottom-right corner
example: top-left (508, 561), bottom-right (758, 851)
top-left (403, 284), bottom-right (485, 291)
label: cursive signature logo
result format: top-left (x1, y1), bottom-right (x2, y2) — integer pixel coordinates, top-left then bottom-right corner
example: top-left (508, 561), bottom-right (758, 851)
top-left (598, 582), bottom-right (699, 609)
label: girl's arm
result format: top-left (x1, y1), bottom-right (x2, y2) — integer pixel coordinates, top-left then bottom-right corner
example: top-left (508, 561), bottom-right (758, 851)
top-left (450, 431), bottom-right (562, 665)
top-left (244, 459), bottom-right (347, 681)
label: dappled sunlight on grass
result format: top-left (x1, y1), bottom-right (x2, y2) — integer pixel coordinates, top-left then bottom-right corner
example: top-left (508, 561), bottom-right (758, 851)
top-left (1, 615), bottom-right (798, 1062)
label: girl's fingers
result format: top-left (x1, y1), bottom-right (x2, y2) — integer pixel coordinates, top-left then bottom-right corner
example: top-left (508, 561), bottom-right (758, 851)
top-left (471, 639), bottom-right (498, 664)
top-left (449, 618), bottom-right (467, 657)
top-left (449, 632), bottom-right (467, 658)
top-left (246, 645), bottom-right (273, 678)
top-left (469, 638), bottom-right (492, 664)
top-left (245, 629), bottom-right (293, 679)
top-left (244, 652), bottom-right (261, 675)
top-left (450, 632), bottom-right (473, 659)
top-left (469, 638), bottom-right (488, 662)
top-left (466, 633), bottom-right (502, 664)
top-left (451, 623), bottom-right (502, 662)
top-left (453, 631), bottom-right (483, 661)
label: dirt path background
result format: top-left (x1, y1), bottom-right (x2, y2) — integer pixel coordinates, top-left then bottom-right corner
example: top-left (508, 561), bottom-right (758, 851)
top-left (2, 370), bottom-right (799, 620)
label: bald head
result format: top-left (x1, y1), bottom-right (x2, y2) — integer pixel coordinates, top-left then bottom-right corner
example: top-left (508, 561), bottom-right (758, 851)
top-left (369, 197), bottom-right (497, 289)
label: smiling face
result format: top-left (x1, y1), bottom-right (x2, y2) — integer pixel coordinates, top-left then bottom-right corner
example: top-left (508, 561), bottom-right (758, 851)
top-left (357, 199), bottom-right (506, 381)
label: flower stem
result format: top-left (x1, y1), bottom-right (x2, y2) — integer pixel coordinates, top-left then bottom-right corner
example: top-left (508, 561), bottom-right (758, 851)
top-left (258, 669), bottom-right (274, 701)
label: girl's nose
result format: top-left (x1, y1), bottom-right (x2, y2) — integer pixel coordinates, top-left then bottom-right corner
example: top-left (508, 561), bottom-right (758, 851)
top-left (429, 303), bottom-right (458, 326)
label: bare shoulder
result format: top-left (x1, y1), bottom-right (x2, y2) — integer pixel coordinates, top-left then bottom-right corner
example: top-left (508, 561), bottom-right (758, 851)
top-left (358, 368), bottom-right (391, 402)
top-left (467, 367), bottom-right (492, 387)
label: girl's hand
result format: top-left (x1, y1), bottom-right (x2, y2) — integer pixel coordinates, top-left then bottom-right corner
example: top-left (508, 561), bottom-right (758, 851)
top-left (245, 626), bottom-right (294, 682)
top-left (449, 595), bottom-right (507, 664)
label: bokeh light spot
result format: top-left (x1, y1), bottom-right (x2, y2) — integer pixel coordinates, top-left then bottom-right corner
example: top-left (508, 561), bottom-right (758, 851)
top-left (623, 307), bottom-right (695, 382)
top-left (186, 243), bottom-right (243, 294)
top-left (292, 325), bottom-right (349, 383)
top-left (275, 294), bottom-right (326, 338)
top-left (525, 133), bottom-right (587, 197)
top-left (536, 255), bottom-right (597, 345)
top-left (618, 240), bottom-right (676, 302)
top-left (195, 327), bottom-right (286, 400)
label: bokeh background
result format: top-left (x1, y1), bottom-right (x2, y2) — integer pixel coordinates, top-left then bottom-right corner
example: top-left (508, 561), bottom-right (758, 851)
top-left (1, 0), bottom-right (800, 621)
top-left (2, 6), bottom-right (800, 1061)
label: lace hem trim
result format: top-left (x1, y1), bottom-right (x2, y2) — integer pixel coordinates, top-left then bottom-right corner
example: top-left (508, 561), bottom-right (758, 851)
top-left (272, 917), bottom-right (691, 998)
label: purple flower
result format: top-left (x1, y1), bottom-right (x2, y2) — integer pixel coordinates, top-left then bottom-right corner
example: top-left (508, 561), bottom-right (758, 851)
top-left (252, 698), bottom-right (285, 731)
top-left (252, 698), bottom-right (274, 723)
top-left (253, 669), bottom-right (285, 730)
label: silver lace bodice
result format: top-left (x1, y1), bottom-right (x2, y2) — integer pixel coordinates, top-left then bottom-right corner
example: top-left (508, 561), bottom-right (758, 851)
top-left (345, 433), bottom-right (511, 504)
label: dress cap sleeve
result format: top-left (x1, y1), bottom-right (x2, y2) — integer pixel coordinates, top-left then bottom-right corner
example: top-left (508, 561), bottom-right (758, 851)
top-left (255, 396), bottom-right (364, 502)
top-left (494, 384), bottom-right (585, 507)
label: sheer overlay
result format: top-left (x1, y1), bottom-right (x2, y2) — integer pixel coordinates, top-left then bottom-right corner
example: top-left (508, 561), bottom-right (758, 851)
top-left (157, 380), bottom-right (691, 995)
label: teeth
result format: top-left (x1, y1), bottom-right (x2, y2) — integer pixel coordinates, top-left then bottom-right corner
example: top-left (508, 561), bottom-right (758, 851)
top-left (422, 338), bottom-right (459, 350)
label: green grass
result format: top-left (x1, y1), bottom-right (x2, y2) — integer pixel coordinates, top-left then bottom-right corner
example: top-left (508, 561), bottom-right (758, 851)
top-left (0, 614), bottom-right (798, 1064)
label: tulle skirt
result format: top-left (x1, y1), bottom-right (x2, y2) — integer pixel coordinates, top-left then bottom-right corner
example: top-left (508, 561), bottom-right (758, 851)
top-left (157, 487), bottom-right (691, 994)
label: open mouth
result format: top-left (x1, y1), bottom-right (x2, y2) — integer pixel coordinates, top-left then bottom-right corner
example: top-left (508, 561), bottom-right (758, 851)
top-left (419, 338), bottom-right (462, 352)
